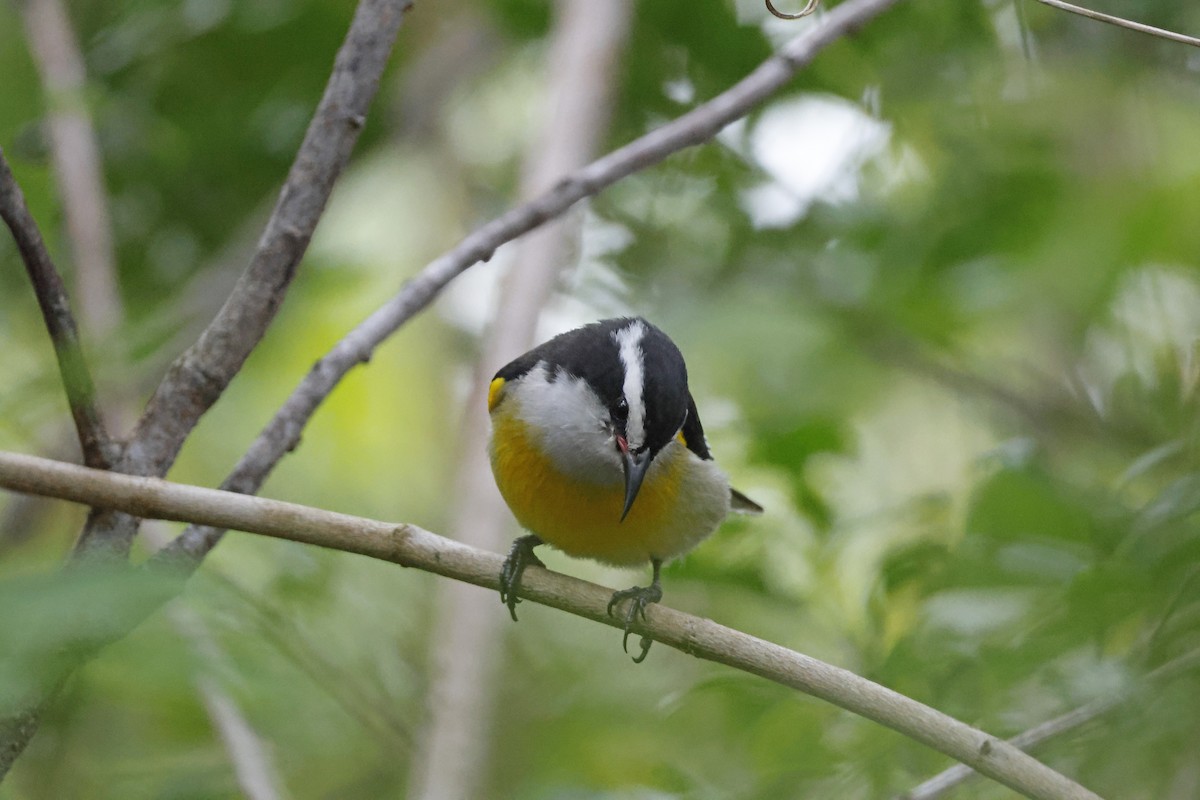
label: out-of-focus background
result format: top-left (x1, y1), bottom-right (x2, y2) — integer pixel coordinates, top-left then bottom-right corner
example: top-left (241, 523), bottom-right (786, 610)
top-left (3, 0), bottom-right (1200, 797)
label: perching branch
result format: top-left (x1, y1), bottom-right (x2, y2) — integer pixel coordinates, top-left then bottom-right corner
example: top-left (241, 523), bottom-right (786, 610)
top-left (0, 450), bottom-right (1103, 800)
top-left (1034, 0), bottom-right (1200, 48)
top-left (899, 649), bottom-right (1200, 800)
top-left (121, 0), bottom-right (413, 483)
top-left (159, 0), bottom-right (911, 567)
top-left (0, 148), bottom-right (113, 470)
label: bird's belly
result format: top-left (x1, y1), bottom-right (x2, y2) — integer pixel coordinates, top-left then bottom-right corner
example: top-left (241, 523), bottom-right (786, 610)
top-left (489, 412), bottom-right (727, 566)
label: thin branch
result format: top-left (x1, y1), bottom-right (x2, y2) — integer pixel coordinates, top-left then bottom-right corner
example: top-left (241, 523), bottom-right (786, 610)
top-left (0, 148), bottom-right (113, 469)
top-left (900, 649), bottom-right (1200, 799)
top-left (159, 0), bottom-right (910, 566)
top-left (121, 0), bottom-right (413, 482)
top-left (0, 450), bottom-right (1103, 800)
top-left (195, 677), bottom-right (289, 800)
top-left (1034, 0), bottom-right (1200, 48)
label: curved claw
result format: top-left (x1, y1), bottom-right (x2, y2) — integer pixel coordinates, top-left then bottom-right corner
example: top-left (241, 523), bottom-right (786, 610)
top-left (607, 579), bottom-right (663, 663)
top-left (499, 535), bottom-right (544, 621)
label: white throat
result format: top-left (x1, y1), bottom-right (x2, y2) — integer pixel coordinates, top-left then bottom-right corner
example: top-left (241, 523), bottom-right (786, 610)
top-left (509, 363), bottom-right (623, 484)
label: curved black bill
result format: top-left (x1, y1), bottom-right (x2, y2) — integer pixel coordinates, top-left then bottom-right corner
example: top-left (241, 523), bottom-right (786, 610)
top-left (620, 448), bottom-right (652, 522)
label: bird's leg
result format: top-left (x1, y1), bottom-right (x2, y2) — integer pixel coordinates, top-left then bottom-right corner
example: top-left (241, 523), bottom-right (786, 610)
top-left (606, 558), bottom-right (663, 663)
top-left (499, 534), bottom-right (544, 621)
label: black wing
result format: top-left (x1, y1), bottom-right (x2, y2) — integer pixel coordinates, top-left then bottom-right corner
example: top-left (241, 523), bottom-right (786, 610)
top-left (680, 393), bottom-right (713, 460)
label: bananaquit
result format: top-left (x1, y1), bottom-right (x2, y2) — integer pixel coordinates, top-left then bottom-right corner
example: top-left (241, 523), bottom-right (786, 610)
top-left (487, 317), bottom-right (761, 661)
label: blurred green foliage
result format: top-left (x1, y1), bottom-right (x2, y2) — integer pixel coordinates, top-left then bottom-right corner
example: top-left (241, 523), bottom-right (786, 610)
top-left (4, 0), bottom-right (1200, 798)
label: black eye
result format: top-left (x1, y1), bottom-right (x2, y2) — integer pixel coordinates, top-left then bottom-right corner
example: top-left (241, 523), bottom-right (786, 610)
top-left (613, 398), bottom-right (629, 422)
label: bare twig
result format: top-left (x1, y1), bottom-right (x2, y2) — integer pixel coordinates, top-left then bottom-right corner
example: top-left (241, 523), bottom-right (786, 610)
top-left (160, 0), bottom-right (910, 566)
top-left (20, 0), bottom-right (123, 337)
top-left (899, 649), bottom-right (1200, 799)
top-left (409, 2), bottom-right (632, 798)
top-left (0, 148), bottom-right (113, 469)
top-left (0, 450), bottom-right (1104, 800)
top-left (1034, 0), bottom-right (1200, 48)
top-left (121, 0), bottom-right (412, 482)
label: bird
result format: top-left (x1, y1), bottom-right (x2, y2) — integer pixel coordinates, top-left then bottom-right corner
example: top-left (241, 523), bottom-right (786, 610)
top-left (487, 317), bottom-right (761, 661)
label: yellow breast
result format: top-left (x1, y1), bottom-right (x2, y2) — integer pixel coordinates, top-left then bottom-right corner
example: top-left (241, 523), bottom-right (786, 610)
top-left (489, 406), bottom-right (689, 566)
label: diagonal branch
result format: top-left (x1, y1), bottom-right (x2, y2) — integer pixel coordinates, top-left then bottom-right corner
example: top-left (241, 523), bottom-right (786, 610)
top-left (121, 0), bottom-right (413, 483)
top-left (0, 450), bottom-right (1102, 800)
top-left (0, 148), bottom-right (113, 470)
top-left (159, 0), bottom-right (910, 567)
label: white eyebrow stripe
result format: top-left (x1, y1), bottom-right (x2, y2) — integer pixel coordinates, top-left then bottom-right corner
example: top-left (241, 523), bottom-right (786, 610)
top-left (614, 320), bottom-right (647, 449)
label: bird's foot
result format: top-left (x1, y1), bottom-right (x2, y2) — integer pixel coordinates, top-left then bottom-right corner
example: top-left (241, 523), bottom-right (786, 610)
top-left (606, 582), bottom-right (663, 663)
top-left (499, 535), bottom-right (544, 621)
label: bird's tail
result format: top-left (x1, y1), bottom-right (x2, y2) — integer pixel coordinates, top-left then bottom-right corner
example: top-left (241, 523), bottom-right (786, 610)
top-left (730, 488), bottom-right (763, 515)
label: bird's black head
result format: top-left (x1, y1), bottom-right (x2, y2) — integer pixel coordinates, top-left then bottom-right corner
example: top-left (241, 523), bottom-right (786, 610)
top-left (493, 317), bottom-right (693, 518)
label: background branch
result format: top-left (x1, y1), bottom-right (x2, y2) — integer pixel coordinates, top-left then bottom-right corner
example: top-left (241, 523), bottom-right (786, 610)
top-left (19, 0), bottom-right (123, 338)
top-left (409, 2), bottom-right (631, 797)
top-left (202, 571), bottom-right (413, 749)
top-left (159, 0), bottom-right (910, 567)
top-left (900, 649), bottom-right (1200, 800)
top-left (171, 603), bottom-right (290, 800)
top-left (0, 148), bottom-right (112, 470)
top-left (0, 450), bottom-right (1102, 800)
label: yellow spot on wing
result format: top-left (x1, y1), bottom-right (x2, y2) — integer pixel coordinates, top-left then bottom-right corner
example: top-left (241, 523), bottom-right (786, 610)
top-left (487, 377), bottom-right (506, 412)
